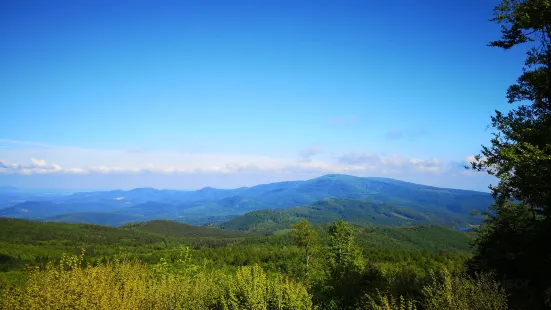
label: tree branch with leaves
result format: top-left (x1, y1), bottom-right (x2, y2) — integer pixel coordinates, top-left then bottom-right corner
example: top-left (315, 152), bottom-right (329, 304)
top-left (469, 1), bottom-right (551, 308)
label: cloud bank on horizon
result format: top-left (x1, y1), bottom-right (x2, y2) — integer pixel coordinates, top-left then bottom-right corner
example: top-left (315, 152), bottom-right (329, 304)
top-left (0, 139), bottom-right (494, 191)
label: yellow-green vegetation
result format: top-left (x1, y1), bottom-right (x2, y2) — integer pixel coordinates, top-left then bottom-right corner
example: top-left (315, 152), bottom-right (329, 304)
top-left (0, 249), bottom-right (313, 310)
top-left (420, 270), bottom-right (508, 310)
top-left (0, 245), bottom-right (508, 310)
top-left (362, 270), bottom-right (508, 310)
top-left (0, 218), bottom-right (510, 309)
top-left (363, 292), bottom-right (418, 310)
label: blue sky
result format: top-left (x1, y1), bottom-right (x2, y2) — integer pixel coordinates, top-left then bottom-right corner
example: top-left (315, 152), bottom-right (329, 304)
top-left (0, 0), bottom-right (525, 190)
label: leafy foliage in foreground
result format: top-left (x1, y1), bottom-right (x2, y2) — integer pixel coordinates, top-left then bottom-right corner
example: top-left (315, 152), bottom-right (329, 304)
top-left (0, 251), bottom-right (313, 310)
top-left (0, 220), bottom-right (508, 310)
top-left (467, 0), bottom-right (551, 308)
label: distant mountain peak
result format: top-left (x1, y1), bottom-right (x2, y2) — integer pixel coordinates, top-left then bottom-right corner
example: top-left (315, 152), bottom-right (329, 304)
top-left (130, 187), bottom-right (158, 192)
top-left (198, 186), bottom-right (217, 192)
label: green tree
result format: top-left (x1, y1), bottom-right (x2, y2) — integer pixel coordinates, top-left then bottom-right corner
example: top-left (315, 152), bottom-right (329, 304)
top-left (469, 0), bottom-right (551, 308)
top-left (291, 219), bottom-right (318, 271)
top-left (328, 220), bottom-right (358, 266)
top-left (321, 220), bottom-right (366, 310)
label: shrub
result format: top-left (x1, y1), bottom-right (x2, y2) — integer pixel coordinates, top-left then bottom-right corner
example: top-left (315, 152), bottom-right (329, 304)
top-left (0, 252), bottom-right (313, 310)
top-left (362, 290), bottom-right (417, 310)
top-left (220, 264), bottom-right (313, 310)
top-left (421, 269), bottom-right (508, 310)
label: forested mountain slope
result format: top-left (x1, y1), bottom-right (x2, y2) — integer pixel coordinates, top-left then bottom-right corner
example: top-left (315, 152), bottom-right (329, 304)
top-left (220, 197), bottom-right (477, 232)
top-left (0, 174), bottom-right (493, 227)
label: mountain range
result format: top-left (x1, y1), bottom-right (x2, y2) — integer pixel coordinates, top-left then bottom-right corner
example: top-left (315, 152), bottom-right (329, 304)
top-left (0, 174), bottom-right (494, 228)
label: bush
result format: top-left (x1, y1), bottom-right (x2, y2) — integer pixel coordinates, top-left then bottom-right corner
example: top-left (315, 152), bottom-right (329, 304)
top-left (362, 290), bottom-right (417, 310)
top-left (220, 264), bottom-right (313, 310)
top-left (0, 252), bottom-right (313, 310)
top-left (421, 269), bottom-right (508, 310)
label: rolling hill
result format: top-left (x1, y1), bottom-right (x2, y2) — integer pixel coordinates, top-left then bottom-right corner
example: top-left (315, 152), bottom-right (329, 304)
top-left (352, 224), bottom-right (476, 253)
top-left (0, 174), bottom-right (494, 227)
top-left (122, 220), bottom-right (254, 238)
top-left (46, 212), bottom-right (141, 226)
top-left (0, 218), bottom-right (255, 273)
top-left (219, 197), bottom-right (474, 232)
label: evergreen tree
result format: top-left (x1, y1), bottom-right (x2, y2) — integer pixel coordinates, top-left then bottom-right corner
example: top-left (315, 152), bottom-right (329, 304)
top-left (469, 1), bottom-right (551, 308)
top-left (291, 219), bottom-right (318, 272)
top-left (323, 220), bottom-right (366, 310)
top-left (328, 220), bottom-right (360, 268)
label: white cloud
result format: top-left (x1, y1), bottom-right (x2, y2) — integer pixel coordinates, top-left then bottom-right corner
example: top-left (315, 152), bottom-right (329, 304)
top-left (339, 153), bottom-right (447, 174)
top-left (0, 158), bottom-right (63, 175)
top-left (0, 140), bottom-right (484, 182)
top-left (466, 155), bottom-right (487, 165)
top-left (31, 158), bottom-right (46, 166)
top-left (0, 140), bottom-right (501, 192)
